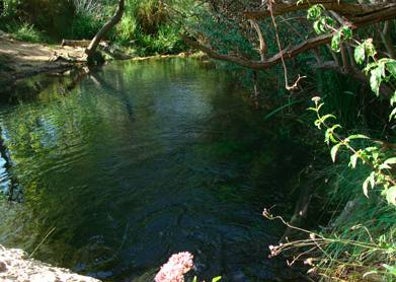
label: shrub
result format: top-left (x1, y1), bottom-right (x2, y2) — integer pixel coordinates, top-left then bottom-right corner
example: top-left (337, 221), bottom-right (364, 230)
top-left (7, 22), bottom-right (46, 43)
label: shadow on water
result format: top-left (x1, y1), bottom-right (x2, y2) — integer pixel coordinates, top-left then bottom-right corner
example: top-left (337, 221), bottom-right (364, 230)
top-left (0, 58), bottom-right (309, 281)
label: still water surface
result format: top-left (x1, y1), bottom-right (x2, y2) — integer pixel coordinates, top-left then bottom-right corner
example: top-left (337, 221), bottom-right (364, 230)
top-left (0, 59), bottom-right (306, 281)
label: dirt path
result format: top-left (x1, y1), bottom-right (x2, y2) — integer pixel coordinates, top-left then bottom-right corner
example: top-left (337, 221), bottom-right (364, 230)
top-left (0, 31), bottom-right (86, 86)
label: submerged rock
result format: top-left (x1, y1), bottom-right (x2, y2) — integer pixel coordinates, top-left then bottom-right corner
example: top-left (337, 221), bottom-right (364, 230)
top-left (0, 245), bottom-right (101, 282)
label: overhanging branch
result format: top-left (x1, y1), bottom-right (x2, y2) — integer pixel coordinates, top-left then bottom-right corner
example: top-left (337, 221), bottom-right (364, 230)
top-left (244, 1), bottom-right (396, 20)
top-left (183, 34), bottom-right (332, 70)
top-left (184, 6), bottom-right (396, 70)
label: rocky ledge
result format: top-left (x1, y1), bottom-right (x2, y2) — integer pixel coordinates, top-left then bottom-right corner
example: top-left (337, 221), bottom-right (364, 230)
top-left (0, 245), bottom-right (100, 282)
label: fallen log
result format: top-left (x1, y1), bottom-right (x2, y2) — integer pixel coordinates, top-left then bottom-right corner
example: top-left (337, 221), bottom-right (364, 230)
top-left (61, 39), bottom-right (91, 48)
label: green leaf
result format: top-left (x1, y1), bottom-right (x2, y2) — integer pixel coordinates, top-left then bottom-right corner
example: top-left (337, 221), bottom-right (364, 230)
top-left (362, 177), bottom-right (370, 198)
top-left (313, 17), bottom-right (335, 34)
top-left (331, 143), bottom-right (342, 162)
top-left (313, 21), bottom-right (322, 35)
top-left (321, 114), bottom-right (336, 122)
top-left (364, 38), bottom-right (377, 58)
top-left (341, 26), bottom-right (352, 40)
top-left (307, 5), bottom-right (324, 21)
top-left (383, 264), bottom-right (396, 275)
top-left (349, 152), bottom-right (359, 168)
top-left (354, 43), bottom-right (365, 65)
top-left (325, 124), bottom-right (341, 144)
top-left (385, 186), bottom-right (396, 206)
top-left (369, 171), bottom-right (376, 188)
top-left (384, 157), bottom-right (396, 165)
top-left (364, 62), bottom-right (377, 74)
top-left (369, 63), bottom-right (385, 96)
top-left (346, 134), bottom-right (369, 140)
top-left (212, 276), bottom-right (222, 282)
top-left (331, 32), bottom-right (341, 52)
top-left (330, 124), bottom-right (342, 132)
top-left (379, 163), bottom-right (391, 170)
top-left (391, 92), bottom-right (396, 106)
top-left (385, 60), bottom-right (396, 78)
top-left (317, 102), bottom-right (324, 112)
top-left (362, 172), bottom-right (375, 198)
top-left (390, 107), bottom-right (396, 120)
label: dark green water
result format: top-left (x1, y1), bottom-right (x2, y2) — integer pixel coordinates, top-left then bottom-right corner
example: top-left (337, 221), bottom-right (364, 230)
top-left (0, 59), bottom-right (306, 281)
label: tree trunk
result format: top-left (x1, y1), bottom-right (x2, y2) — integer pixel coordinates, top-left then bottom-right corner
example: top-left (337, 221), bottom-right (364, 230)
top-left (85, 0), bottom-right (124, 63)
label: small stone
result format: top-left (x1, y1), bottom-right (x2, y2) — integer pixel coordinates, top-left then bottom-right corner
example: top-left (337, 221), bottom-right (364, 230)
top-left (0, 261), bottom-right (7, 272)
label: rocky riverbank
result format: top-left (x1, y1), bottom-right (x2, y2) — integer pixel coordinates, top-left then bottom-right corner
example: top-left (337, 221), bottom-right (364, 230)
top-left (0, 245), bottom-right (100, 282)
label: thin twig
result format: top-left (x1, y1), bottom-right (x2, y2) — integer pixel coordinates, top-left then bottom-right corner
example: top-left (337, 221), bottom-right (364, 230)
top-left (268, 0), bottom-right (305, 91)
top-left (29, 227), bottom-right (56, 258)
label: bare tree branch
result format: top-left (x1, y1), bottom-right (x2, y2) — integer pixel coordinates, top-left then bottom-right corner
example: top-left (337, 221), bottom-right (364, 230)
top-left (184, 6), bottom-right (396, 70)
top-left (244, 1), bottom-right (396, 21)
top-left (85, 0), bottom-right (124, 61)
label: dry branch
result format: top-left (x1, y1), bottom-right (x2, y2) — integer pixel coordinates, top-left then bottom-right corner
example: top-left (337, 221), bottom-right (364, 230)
top-left (184, 6), bottom-right (396, 70)
top-left (85, 0), bottom-right (124, 60)
top-left (244, 1), bottom-right (396, 20)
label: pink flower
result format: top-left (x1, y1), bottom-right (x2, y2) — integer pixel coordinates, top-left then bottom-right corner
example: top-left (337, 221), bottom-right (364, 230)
top-left (155, 251), bottom-right (194, 282)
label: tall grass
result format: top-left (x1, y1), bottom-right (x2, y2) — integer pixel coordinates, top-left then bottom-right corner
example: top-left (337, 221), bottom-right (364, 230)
top-left (315, 162), bottom-right (396, 281)
top-left (67, 0), bottom-right (106, 39)
top-left (0, 0), bottom-right (189, 55)
top-left (267, 161), bottom-right (396, 281)
top-left (113, 0), bottom-right (187, 55)
top-left (5, 22), bottom-right (48, 43)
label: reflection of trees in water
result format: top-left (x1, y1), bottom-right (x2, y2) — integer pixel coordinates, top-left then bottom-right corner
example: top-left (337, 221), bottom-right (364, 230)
top-left (89, 69), bottom-right (134, 121)
top-left (0, 60), bottom-right (310, 280)
top-left (0, 68), bottom-right (94, 204)
top-left (0, 67), bottom-right (138, 248)
top-left (0, 67), bottom-right (88, 103)
top-left (0, 123), bottom-right (22, 202)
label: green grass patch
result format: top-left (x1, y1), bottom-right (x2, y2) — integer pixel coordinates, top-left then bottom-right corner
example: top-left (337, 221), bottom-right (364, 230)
top-left (6, 23), bottom-right (49, 43)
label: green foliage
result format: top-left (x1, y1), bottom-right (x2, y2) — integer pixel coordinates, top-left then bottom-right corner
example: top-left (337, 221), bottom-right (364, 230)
top-left (265, 196), bottom-right (396, 281)
top-left (307, 4), bottom-right (325, 21)
top-left (0, 0), bottom-right (22, 20)
top-left (308, 5), bottom-right (335, 35)
top-left (110, 0), bottom-right (188, 55)
top-left (364, 58), bottom-right (396, 100)
top-left (0, 0), bottom-right (188, 54)
top-left (330, 26), bottom-right (352, 52)
top-left (310, 96), bottom-right (396, 205)
top-left (69, 12), bottom-right (104, 39)
top-left (354, 39), bottom-right (376, 65)
top-left (192, 276), bottom-right (222, 282)
top-left (279, 6), bottom-right (396, 280)
top-left (19, 0), bottom-right (75, 39)
top-left (116, 13), bottom-right (137, 43)
top-left (6, 22), bottom-right (47, 43)
top-left (0, 0), bottom-right (75, 40)
top-left (314, 70), bottom-right (363, 128)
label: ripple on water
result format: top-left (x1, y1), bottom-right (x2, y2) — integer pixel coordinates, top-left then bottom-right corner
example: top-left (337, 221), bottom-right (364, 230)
top-left (0, 59), bottom-right (309, 281)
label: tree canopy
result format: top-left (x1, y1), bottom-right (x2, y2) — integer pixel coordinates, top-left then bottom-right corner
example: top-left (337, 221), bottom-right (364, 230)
top-left (180, 0), bottom-right (396, 89)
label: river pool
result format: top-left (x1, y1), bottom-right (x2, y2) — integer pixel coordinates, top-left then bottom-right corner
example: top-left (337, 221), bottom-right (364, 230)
top-left (0, 59), bottom-right (307, 281)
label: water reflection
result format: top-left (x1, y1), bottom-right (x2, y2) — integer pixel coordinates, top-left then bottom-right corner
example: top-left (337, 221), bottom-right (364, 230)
top-left (0, 59), bottom-right (306, 281)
